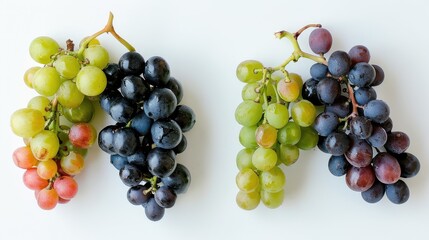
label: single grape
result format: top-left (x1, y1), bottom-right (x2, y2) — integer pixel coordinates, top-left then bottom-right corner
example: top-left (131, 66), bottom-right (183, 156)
top-left (345, 166), bottom-right (375, 192)
top-left (145, 198), bottom-right (165, 221)
top-left (127, 183), bottom-right (152, 205)
top-left (151, 120), bottom-right (183, 149)
top-left (348, 45), bottom-right (370, 65)
top-left (291, 100), bottom-right (316, 127)
top-left (385, 131), bottom-right (410, 154)
top-left (277, 144), bottom-right (299, 166)
top-left (53, 176), bottom-right (78, 200)
top-left (83, 45), bottom-right (110, 69)
top-left (239, 126), bottom-right (258, 148)
top-left (170, 105), bottom-right (196, 132)
top-left (302, 78), bottom-right (322, 106)
top-left (260, 189), bottom-right (284, 209)
top-left (37, 188), bottom-right (59, 210)
top-left (310, 63), bottom-right (328, 80)
top-left (255, 124), bottom-right (277, 149)
top-left (109, 97), bottom-right (137, 123)
top-left (349, 116), bottom-right (373, 139)
top-left (68, 123), bottom-right (97, 149)
top-left (60, 152), bottom-right (85, 175)
top-left (380, 117), bottom-right (393, 133)
top-left (53, 55), bottom-right (81, 79)
top-left (277, 121), bottom-right (301, 145)
top-left (236, 190), bottom-right (260, 210)
top-left (113, 127), bottom-right (140, 156)
top-left (317, 136), bottom-right (329, 154)
top-left (119, 51), bottom-right (145, 76)
top-left (309, 28), bottom-right (332, 54)
top-left (385, 180), bottom-right (409, 204)
top-left (325, 96), bottom-right (352, 118)
top-left (147, 148), bottom-right (176, 178)
top-left (348, 63), bottom-right (376, 87)
top-left (361, 180), bottom-right (385, 203)
top-left (296, 127), bottom-right (318, 150)
top-left (396, 152), bottom-right (420, 178)
top-left (103, 63), bottom-right (123, 89)
top-left (236, 60), bottom-right (263, 83)
top-left (235, 100), bottom-right (263, 127)
top-left (325, 132), bottom-right (350, 156)
top-left (354, 87), bottom-right (377, 105)
top-left (259, 166), bottom-right (285, 193)
top-left (277, 79), bottom-right (300, 102)
top-left (372, 152), bottom-right (401, 184)
top-left (367, 125), bottom-right (387, 148)
top-left (313, 112), bottom-right (339, 137)
top-left (252, 147), bottom-right (277, 171)
top-left (127, 149), bottom-right (149, 171)
top-left (166, 77), bottom-right (183, 103)
top-left (371, 65), bottom-right (385, 87)
top-left (345, 137), bottom-right (372, 167)
top-left (144, 56), bottom-right (170, 86)
top-left (316, 77), bottom-right (340, 104)
top-left (23, 66), bottom-right (41, 88)
top-left (27, 96), bottom-right (50, 116)
top-left (328, 155), bottom-right (350, 177)
top-left (76, 66), bottom-right (107, 96)
top-left (265, 103), bottom-right (289, 129)
top-left (37, 159), bottom-right (57, 180)
top-left (119, 164), bottom-right (143, 187)
top-left (79, 36), bottom-right (100, 47)
top-left (98, 125), bottom-right (117, 154)
top-left (10, 108), bottom-right (45, 138)
top-left (32, 67), bottom-right (61, 97)
top-left (29, 36), bottom-right (59, 64)
top-left (161, 163), bottom-right (191, 194)
top-left (13, 146), bottom-right (38, 169)
top-left (236, 148), bottom-right (256, 170)
top-left (23, 168), bottom-right (49, 190)
top-left (144, 88), bottom-right (177, 120)
top-left (364, 100), bottom-right (390, 123)
top-left (62, 97), bottom-right (94, 123)
top-left (236, 168), bottom-right (259, 193)
top-left (130, 110), bottom-right (153, 136)
top-left (154, 186), bottom-right (177, 208)
top-left (110, 154), bottom-right (128, 170)
top-left (30, 130), bottom-right (59, 161)
top-left (57, 80), bottom-right (85, 108)
top-left (120, 75), bottom-right (151, 102)
top-left (328, 51), bottom-right (351, 77)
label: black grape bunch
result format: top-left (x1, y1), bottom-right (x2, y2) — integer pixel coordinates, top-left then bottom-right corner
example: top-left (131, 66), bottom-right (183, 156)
top-left (303, 26), bottom-right (420, 204)
top-left (98, 45), bottom-right (196, 220)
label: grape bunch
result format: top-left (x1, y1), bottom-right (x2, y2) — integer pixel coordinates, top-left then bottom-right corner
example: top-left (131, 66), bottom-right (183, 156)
top-left (10, 13), bottom-right (136, 210)
top-left (98, 51), bottom-right (195, 221)
top-left (303, 27), bottom-right (420, 204)
top-left (235, 59), bottom-right (319, 209)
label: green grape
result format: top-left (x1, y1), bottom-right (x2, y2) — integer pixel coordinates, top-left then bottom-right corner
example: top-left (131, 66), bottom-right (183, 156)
top-left (30, 130), bottom-right (59, 161)
top-left (10, 108), bottom-right (45, 138)
top-left (291, 100), bottom-right (316, 127)
top-left (236, 168), bottom-right (259, 193)
top-left (242, 82), bottom-right (260, 101)
top-left (277, 144), bottom-right (300, 166)
top-left (53, 55), bottom-right (81, 79)
top-left (277, 121), bottom-right (301, 145)
top-left (236, 60), bottom-right (263, 83)
top-left (83, 45), bottom-right (110, 69)
top-left (23, 66), bottom-right (41, 88)
top-left (76, 66), bottom-right (107, 96)
top-left (235, 100), bottom-right (263, 127)
top-left (277, 79), bottom-right (300, 102)
top-left (236, 148), bottom-right (256, 170)
top-left (62, 97), bottom-right (94, 123)
top-left (236, 190), bottom-right (260, 210)
top-left (29, 36), bottom-right (60, 64)
top-left (255, 124), bottom-right (277, 148)
top-left (259, 166), bottom-right (285, 193)
top-left (296, 127), bottom-right (319, 150)
top-left (239, 126), bottom-right (258, 148)
top-left (27, 96), bottom-right (51, 116)
top-left (79, 37), bottom-right (100, 47)
top-left (252, 147), bottom-right (277, 171)
top-left (289, 73), bottom-right (303, 92)
top-left (260, 189), bottom-right (284, 209)
top-left (57, 80), bottom-right (85, 108)
top-left (33, 67), bottom-right (61, 97)
top-left (265, 103), bottom-right (289, 129)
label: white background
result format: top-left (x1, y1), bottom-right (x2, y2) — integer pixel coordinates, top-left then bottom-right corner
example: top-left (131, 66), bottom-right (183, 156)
top-left (0, 0), bottom-right (428, 239)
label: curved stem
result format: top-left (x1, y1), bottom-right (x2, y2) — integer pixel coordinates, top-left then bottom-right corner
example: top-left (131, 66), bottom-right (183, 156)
top-left (77, 12), bottom-right (135, 59)
top-left (347, 83), bottom-right (359, 117)
top-left (294, 23), bottom-right (322, 39)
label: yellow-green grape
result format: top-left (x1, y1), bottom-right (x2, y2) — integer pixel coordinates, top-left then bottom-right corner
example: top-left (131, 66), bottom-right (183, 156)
top-left (265, 103), bottom-right (289, 129)
top-left (277, 121), bottom-right (301, 145)
top-left (296, 127), bottom-right (319, 150)
top-left (252, 147), bottom-right (277, 171)
top-left (255, 124), bottom-right (277, 148)
top-left (76, 66), bottom-right (107, 96)
top-left (37, 159), bottom-right (57, 180)
top-left (242, 82), bottom-right (260, 101)
top-left (53, 55), bottom-right (81, 79)
top-left (29, 36), bottom-right (60, 64)
top-left (57, 80), bottom-right (85, 108)
top-left (236, 148), bottom-right (256, 170)
top-left (236, 60), bottom-right (263, 83)
top-left (259, 166), bottom-right (286, 193)
top-left (289, 73), bottom-right (303, 92)
top-left (83, 45), bottom-right (110, 69)
top-left (79, 37), bottom-right (100, 47)
top-left (235, 100), bottom-right (263, 127)
top-left (23, 66), bottom-right (41, 88)
top-left (60, 151), bottom-right (85, 175)
top-left (10, 108), bottom-right (45, 138)
top-left (263, 83), bottom-right (277, 107)
top-left (30, 130), bottom-right (60, 161)
top-left (236, 168), bottom-right (259, 193)
top-left (27, 96), bottom-right (51, 116)
top-left (291, 100), bottom-right (316, 127)
top-left (62, 97), bottom-right (94, 123)
top-left (239, 126), bottom-right (258, 148)
top-left (277, 79), bottom-right (300, 102)
top-left (277, 144), bottom-right (300, 166)
top-left (260, 189), bottom-right (284, 209)
top-left (33, 67), bottom-right (61, 97)
top-left (236, 190), bottom-right (260, 210)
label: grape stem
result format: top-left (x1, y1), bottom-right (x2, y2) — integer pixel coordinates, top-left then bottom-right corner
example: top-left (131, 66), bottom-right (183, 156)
top-left (347, 83), bottom-right (359, 118)
top-left (77, 12), bottom-right (135, 58)
top-left (143, 176), bottom-right (159, 194)
top-left (294, 24), bottom-right (322, 39)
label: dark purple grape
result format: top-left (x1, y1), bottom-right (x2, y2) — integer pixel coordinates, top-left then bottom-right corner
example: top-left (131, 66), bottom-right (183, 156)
top-left (127, 149), bottom-right (148, 170)
top-left (99, 89), bottom-right (122, 114)
top-left (113, 127), bottom-right (140, 156)
top-left (345, 166), bottom-right (375, 192)
top-left (325, 96), bottom-right (352, 118)
top-left (110, 154), bottom-right (128, 170)
top-left (367, 125), bottom-right (387, 148)
top-left (317, 136), bottom-right (329, 154)
top-left (328, 51), bottom-right (351, 77)
top-left (348, 45), bottom-right (370, 65)
top-left (317, 77), bottom-right (340, 104)
top-left (147, 148), bottom-right (176, 178)
top-left (361, 180), bottom-right (385, 203)
top-left (151, 120), bottom-right (183, 149)
top-left (328, 155), bottom-right (350, 176)
top-left (154, 186), bottom-right (177, 208)
top-left (170, 105), bottom-right (196, 132)
top-left (103, 63), bottom-right (123, 89)
top-left (345, 137), bottom-right (373, 167)
top-left (371, 65), bottom-right (384, 87)
top-left (354, 87), bottom-right (377, 106)
top-left (385, 131), bottom-right (410, 154)
top-left (166, 77), bottom-right (183, 103)
top-left (385, 180), bottom-right (409, 204)
top-left (130, 111), bottom-right (153, 136)
top-left (173, 134), bottom-right (187, 154)
top-left (364, 100), bottom-right (390, 123)
top-left (349, 116), bottom-right (373, 139)
top-left (120, 75), bottom-right (150, 102)
top-left (302, 78), bottom-right (322, 105)
top-left (98, 125), bottom-right (119, 154)
top-left (119, 164), bottom-right (143, 187)
top-left (119, 51), bottom-right (145, 76)
top-left (373, 152), bottom-right (401, 184)
top-left (313, 112), bottom-right (339, 137)
top-left (396, 152), bottom-right (420, 178)
top-left (162, 163), bottom-right (191, 194)
top-left (309, 28), bottom-right (332, 54)
top-left (310, 63), bottom-right (328, 80)
top-left (144, 56), bottom-right (170, 86)
top-left (380, 117), bottom-right (393, 133)
top-left (348, 63), bottom-right (376, 87)
top-left (109, 97), bottom-right (137, 123)
top-left (325, 132), bottom-right (350, 156)
top-left (127, 183), bottom-right (152, 205)
top-left (144, 198), bottom-right (165, 221)
top-left (143, 88), bottom-right (177, 120)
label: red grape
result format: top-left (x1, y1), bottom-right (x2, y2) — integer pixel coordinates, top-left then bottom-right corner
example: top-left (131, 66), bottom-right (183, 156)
top-left (37, 188), bottom-right (58, 210)
top-left (345, 166), bottom-right (375, 192)
top-left (54, 176), bottom-right (78, 199)
top-left (309, 28), bottom-right (332, 54)
top-left (68, 123), bottom-right (97, 149)
top-left (13, 146), bottom-right (38, 169)
top-left (373, 152), bottom-right (401, 184)
top-left (348, 45), bottom-right (370, 65)
top-left (23, 168), bottom-right (49, 190)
